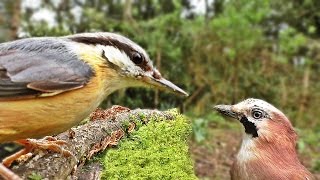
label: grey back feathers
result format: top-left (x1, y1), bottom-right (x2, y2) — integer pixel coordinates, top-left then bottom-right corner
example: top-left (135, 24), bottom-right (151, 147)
top-left (0, 37), bottom-right (94, 100)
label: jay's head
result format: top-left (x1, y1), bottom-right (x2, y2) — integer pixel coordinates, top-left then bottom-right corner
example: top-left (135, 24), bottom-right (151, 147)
top-left (214, 98), bottom-right (297, 146)
top-left (213, 102), bottom-right (313, 179)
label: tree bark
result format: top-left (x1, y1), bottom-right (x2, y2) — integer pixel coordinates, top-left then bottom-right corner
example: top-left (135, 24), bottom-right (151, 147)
top-left (9, 109), bottom-right (174, 179)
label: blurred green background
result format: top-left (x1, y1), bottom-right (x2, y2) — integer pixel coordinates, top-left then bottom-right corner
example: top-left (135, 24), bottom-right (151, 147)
top-left (0, 0), bottom-right (319, 179)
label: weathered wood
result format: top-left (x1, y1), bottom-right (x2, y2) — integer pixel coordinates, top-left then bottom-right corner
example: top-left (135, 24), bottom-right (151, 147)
top-left (10, 109), bottom-right (174, 180)
top-left (75, 161), bottom-right (103, 180)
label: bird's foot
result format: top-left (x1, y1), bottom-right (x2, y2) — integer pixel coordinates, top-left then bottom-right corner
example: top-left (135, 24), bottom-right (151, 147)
top-left (90, 105), bottom-right (131, 121)
top-left (2, 136), bottom-right (73, 167)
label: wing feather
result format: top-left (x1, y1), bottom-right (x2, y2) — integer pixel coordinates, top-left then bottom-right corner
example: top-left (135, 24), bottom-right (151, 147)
top-left (0, 38), bottom-right (94, 100)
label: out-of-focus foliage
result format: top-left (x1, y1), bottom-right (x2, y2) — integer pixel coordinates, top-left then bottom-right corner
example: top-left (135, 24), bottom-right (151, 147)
top-left (296, 129), bottom-right (320, 172)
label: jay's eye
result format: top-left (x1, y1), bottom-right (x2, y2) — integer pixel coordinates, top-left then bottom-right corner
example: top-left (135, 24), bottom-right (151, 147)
top-left (252, 109), bottom-right (264, 119)
top-left (132, 52), bottom-right (143, 65)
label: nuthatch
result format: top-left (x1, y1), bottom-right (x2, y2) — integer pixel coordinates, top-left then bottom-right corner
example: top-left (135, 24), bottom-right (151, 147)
top-left (0, 32), bottom-right (188, 178)
top-left (214, 98), bottom-right (314, 180)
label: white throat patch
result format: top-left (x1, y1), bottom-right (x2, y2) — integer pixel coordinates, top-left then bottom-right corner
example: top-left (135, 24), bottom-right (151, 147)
top-left (237, 134), bottom-right (257, 162)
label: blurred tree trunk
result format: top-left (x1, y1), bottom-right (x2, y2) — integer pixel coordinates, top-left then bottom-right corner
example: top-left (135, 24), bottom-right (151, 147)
top-left (204, 0), bottom-right (210, 21)
top-left (212, 0), bottom-right (224, 16)
top-left (154, 48), bottom-right (161, 107)
top-left (183, 86), bottom-right (205, 112)
top-left (232, 57), bottom-right (239, 104)
top-left (123, 0), bottom-right (133, 22)
top-left (9, 0), bottom-right (21, 40)
top-left (123, 0), bottom-right (139, 31)
top-left (297, 67), bottom-right (310, 125)
top-left (56, 0), bottom-right (70, 30)
top-left (280, 77), bottom-right (288, 107)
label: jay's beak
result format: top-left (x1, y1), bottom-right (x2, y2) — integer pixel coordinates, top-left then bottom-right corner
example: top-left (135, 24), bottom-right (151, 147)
top-left (214, 105), bottom-right (239, 119)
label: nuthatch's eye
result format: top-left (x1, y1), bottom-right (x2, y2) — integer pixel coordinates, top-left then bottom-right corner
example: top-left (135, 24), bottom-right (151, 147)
top-left (252, 108), bottom-right (264, 119)
top-left (132, 52), bottom-right (143, 65)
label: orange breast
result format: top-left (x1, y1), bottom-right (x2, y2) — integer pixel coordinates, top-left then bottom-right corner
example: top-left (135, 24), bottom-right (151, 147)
top-left (0, 77), bottom-right (106, 142)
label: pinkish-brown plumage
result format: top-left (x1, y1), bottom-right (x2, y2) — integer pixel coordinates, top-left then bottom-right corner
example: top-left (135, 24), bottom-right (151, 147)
top-left (215, 98), bottom-right (314, 180)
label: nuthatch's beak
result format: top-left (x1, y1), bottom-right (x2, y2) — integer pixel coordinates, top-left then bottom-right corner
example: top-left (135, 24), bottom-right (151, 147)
top-left (141, 73), bottom-right (189, 97)
top-left (214, 105), bottom-right (239, 119)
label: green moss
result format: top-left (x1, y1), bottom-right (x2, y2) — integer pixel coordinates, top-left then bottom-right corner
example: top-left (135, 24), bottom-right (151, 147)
top-left (27, 172), bottom-right (42, 180)
top-left (102, 110), bottom-right (197, 180)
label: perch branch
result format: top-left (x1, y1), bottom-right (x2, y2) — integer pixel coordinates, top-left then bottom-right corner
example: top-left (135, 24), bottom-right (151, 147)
top-left (10, 108), bottom-right (174, 179)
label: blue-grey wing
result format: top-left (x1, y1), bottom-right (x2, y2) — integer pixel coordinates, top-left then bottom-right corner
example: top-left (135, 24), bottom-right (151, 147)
top-left (0, 39), bottom-right (94, 100)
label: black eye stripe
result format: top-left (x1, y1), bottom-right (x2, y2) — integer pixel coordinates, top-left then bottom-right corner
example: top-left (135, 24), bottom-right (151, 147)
top-left (70, 36), bottom-right (135, 61)
top-left (240, 116), bottom-right (258, 138)
top-left (70, 36), bottom-right (153, 71)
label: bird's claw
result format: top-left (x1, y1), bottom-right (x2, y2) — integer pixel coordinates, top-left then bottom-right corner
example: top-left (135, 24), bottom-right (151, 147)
top-left (2, 136), bottom-right (74, 167)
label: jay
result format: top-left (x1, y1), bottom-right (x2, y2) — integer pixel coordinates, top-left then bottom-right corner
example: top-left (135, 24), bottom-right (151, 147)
top-left (214, 98), bottom-right (314, 180)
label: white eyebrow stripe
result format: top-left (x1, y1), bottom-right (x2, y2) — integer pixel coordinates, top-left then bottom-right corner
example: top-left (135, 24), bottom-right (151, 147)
top-left (97, 45), bottom-right (134, 68)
